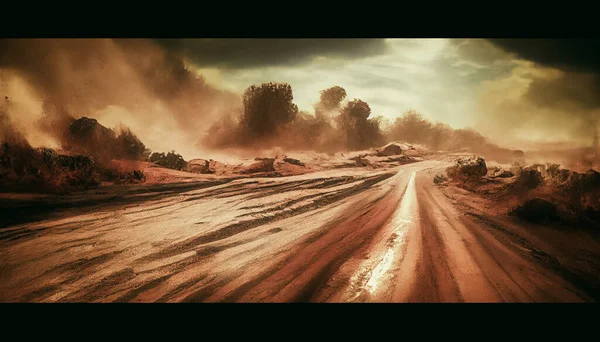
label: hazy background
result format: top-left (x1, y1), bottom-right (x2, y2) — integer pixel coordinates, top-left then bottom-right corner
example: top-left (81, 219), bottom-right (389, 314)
top-left (1, 38), bottom-right (598, 160)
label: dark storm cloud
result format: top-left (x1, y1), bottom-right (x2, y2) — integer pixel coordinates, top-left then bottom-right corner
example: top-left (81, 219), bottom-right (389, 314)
top-left (489, 39), bottom-right (600, 74)
top-left (154, 39), bottom-right (389, 69)
top-left (527, 72), bottom-right (600, 110)
top-left (489, 39), bottom-right (600, 110)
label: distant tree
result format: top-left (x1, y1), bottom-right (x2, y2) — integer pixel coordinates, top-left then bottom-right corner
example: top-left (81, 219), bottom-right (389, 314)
top-left (389, 110), bottom-right (432, 144)
top-left (337, 99), bottom-right (383, 150)
top-left (429, 122), bottom-right (454, 150)
top-left (452, 128), bottom-right (487, 151)
top-left (241, 82), bottom-right (299, 139)
top-left (342, 98), bottom-right (371, 120)
top-left (115, 128), bottom-right (146, 160)
top-left (319, 86), bottom-right (347, 112)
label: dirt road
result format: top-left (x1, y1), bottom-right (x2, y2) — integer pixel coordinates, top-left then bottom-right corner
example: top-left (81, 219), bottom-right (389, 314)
top-left (1, 161), bottom-right (598, 302)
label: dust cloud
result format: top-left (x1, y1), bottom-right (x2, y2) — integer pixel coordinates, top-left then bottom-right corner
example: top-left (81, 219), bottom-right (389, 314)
top-left (0, 38), bottom-right (240, 160)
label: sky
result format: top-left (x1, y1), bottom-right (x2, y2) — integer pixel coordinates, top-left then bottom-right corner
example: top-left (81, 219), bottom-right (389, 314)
top-left (1, 38), bottom-right (599, 159)
top-left (163, 38), bottom-right (600, 150)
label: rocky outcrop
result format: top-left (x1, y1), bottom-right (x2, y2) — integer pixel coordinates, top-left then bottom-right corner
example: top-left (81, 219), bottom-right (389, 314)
top-left (515, 166), bottom-right (543, 189)
top-left (283, 157), bottom-right (305, 167)
top-left (490, 167), bottom-right (514, 178)
top-left (449, 156), bottom-right (487, 178)
top-left (184, 159), bottom-right (210, 174)
top-left (350, 155), bottom-right (371, 167)
top-left (238, 158), bottom-right (275, 174)
top-left (376, 143), bottom-right (403, 157)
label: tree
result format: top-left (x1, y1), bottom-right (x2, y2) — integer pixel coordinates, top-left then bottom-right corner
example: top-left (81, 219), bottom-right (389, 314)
top-left (336, 99), bottom-right (382, 150)
top-left (452, 128), bottom-right (487, 151)
top-left (429, 122), bottom-right (454, 150)
top-left (115, 128), bottom-right (146, 160)
top-left (342, 98), bottom-right (371, 120)
top-left (319, 86), bottom-right (347, 111)
top-left (389, 110), bottom-right (432, 144)
top-left (241, 82), bottom-right (298, 139)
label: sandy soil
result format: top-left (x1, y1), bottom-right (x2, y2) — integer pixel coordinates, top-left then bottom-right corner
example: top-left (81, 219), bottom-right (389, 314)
top-left (1, 157), bottom-right (599, 302)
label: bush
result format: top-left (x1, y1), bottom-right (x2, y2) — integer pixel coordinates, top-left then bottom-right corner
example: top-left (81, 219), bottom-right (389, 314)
top-left (148, 151), bottom-right (187, 170)
top-left (132, 169), bottom-right (145, 181)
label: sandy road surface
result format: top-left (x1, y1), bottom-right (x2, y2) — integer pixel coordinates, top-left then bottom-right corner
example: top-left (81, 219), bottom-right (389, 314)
top-left (0, 160), bottom-right (598, 302)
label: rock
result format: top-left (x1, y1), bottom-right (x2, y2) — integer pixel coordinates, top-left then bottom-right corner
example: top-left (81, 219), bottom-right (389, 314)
top-left (376, 143), bottom-right (403, 157)
top-left (184, 159), bottom-right (210, 174)
top-left (433, 174), bottom-right (448, 184)
top-left (207, 159), bottom-right (227, 174)
top-left (350, 156), bottom-right (370, 167)
top-left (515, 166), bottom-right (543, 189)
top-left (283, 157), bottom-right (305, 167)
top-left (509, 166), bottom-right (522, 176)
top-left (384, 155), bottom-right (414, 162)
top-left (582, 169), bottom-right (600, 187)
top-left (239, 158), bottom-right (275, 174)
top-left (453, 156), bottom-right (487, 178)
top-left (490, 167), bottom-right (514, 178)
top-left (511, 198), bottom-right (560, 223)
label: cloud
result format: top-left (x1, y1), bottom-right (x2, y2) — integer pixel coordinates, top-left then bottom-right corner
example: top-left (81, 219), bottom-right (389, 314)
top-left (154, 39), bottom-right (389, 69)
top-left (435, 39), bottom-right (600, 149)
top-left (488, 38), bottom-right (600, 111)
top-left (489, 39), bottom-right (600, 74)
top-left (0, 38), bottom-right (241, 159)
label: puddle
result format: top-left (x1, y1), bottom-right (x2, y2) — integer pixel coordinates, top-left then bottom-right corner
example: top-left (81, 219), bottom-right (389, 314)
top-left (347, 171), bottom-right (418, 300)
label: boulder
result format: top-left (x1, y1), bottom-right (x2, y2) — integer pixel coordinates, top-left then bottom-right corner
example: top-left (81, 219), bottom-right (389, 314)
top-left (511, 198), bottom-right (560, 223)
top-left (454, 156), bottom-right (487, 178)
top-left (491, 168), bottom-right (514, 178)
top-left (350, 156), bottom-right (370, 167)
top-left (239, 158), bottom-right (275, 174)
top-left (184, 159), bottom-right (210, 174)
top-left (283, 157), bottom-right (305, 167)
top-left (515, 166), bottom-right (542, 189)
top-left (376, 143), bottom-right (403, 157)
